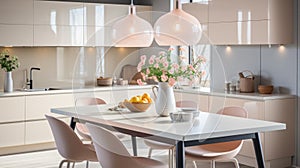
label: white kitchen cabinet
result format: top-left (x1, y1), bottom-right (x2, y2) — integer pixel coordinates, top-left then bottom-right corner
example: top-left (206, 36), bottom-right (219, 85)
top-left (184, 0), bottom-right (293, 45)
top-left (183, 3), bottom-right (209, 44)
top-left (0, 96), bottom-right (25, 148)
top-left (26, 94), bottom-right (74, 120)
top-left (0, 0), bottom-right (33, 25)
top-left (25, 120), bottom-right (54, 144)
top-left (33, 0), bottom-right (84, 46)
top-left (0, 0), bottom-right (34, 46)
top-left (83, 3), bottom-right (152, 46)
top-left (208, 0), bottom-right (268, 23)
top-left (34, 25), bottom-right (84, 46)
top-left (25, 93), bottom-right (74, 144)
top-left (0, 123), bottom-right (25, 148)
top-left (208, 95), bottom-right (295, 168)
top-left (0, 96), bottom-right (25, 123)
top-left (208, 0), bottom-right (293, 45)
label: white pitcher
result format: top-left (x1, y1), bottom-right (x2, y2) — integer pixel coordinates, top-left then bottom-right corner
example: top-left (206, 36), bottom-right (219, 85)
top-left (152, 82), bottom-right (177, 117)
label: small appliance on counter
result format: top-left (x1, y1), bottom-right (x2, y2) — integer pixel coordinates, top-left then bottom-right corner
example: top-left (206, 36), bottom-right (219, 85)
top-left (239, 70), bottom-right (255, 93)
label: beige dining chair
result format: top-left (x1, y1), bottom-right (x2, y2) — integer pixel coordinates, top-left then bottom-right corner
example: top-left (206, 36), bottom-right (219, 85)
top-left (45, 115), bottom-right (98, 168)
top-left (86, 123), bottom-right (168, 168)
top-left (185, 106), bottom-right (248, 168)
top-left (75, 97), bottom-right (125, 141)
top-left (144, 100), bottom-right (198, 168)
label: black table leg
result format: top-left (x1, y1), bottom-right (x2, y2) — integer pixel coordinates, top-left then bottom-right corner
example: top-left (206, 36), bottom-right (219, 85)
top-left (70, 117), bottom-right (76, 130)
top-left (131, 136), bottom-right (138, 156)
top-left (252, 133), bottom-right (265, 168)
top-left (176, 141), bottom-right (185, 168)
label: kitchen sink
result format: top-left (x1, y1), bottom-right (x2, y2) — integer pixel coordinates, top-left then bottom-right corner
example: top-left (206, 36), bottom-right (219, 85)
top-left (18, 87), bottom-right (65, 92)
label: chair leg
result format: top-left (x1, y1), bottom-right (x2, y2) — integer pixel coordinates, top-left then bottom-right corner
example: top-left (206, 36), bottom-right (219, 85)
top-left (192, 161), bottom-right (197, 168)
top-left (169, 149), bottom-right (174, 168)
top-left (148, 148), bottom-right (153, 158)
top-left (72, 162), bottom-right (75, 168)
top-left (231, 158), bottom-right (240, 168)
top-left (211, 160), bottom-right (216, 168)
top-left (86, 160), bottom-right (89, 168)
top-left (66, 161), bottom-right (70, 168)
top-left (59, 160), bottom-right (68, 168)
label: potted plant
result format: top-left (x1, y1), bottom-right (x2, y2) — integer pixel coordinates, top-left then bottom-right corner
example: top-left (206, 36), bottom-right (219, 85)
top-left (0, 50), bottom-right (20, 92)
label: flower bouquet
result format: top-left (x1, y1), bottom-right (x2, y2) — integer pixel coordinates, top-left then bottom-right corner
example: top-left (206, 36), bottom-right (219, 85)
top-left (137, 47), bottom-right (206, 86)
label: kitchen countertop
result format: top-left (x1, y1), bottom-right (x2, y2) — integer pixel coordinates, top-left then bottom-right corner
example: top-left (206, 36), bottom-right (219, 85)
top-left (0, 85), bottom-right (295, 101)
top-left (175, 88), bottom-right (295, 101)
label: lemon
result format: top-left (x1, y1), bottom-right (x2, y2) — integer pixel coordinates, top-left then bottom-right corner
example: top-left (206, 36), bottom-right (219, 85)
top-left (130, 96), bottom-right (139, 103)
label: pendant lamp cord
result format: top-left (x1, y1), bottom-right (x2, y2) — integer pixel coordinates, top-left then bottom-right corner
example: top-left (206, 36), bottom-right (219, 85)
top-left (130, 0), bottom-right (134, 14)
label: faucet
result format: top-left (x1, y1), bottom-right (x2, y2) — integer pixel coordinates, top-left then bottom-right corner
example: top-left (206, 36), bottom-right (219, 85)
top-left (28, 67), bottom-right (40, 89)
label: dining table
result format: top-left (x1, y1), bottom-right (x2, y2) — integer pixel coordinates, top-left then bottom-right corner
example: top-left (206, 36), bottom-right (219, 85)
top-left (50, 104), bottom-right (286, 168)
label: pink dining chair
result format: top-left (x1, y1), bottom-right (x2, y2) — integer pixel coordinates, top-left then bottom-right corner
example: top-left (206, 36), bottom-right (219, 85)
top-left (86, 123), bottom-right (168, 168)
top-left (45, 115), bottom-right (98, 168)
top-left (75, 97), bottom-right (125, 141)
top-left (144, 100), bottom-right (198, 168)
top-left (185, 106), bottom-right (248, 168)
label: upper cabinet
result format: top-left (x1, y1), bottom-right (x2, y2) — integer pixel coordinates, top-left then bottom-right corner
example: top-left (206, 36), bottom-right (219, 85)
top-left (0, 0), bottom-right (34, 46)
top-left (84, 3), bottom-right (152, 46)
top-left (34, 1), bottom-right (84, 46)
top-left (183, 0), bottom-right (294, 45)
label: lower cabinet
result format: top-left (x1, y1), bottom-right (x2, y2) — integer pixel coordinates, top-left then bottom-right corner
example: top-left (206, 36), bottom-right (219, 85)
top-left (0, 123), bottom-right (25, 148)
top-left (208, 96), bottom-right (295, 168)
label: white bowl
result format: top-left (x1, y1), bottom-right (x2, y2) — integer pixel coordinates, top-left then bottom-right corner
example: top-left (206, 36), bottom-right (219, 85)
top-left (170, 112), bottom-right (193, 122)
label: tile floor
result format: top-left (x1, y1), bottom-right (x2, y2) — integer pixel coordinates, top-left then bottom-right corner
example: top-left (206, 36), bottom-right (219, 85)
top-left (0, 137), bottom-right (253, 168)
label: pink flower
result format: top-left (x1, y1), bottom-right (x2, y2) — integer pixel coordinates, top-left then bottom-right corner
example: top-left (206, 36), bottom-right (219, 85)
top-left (168, 47), bottom-right (174, 51)
top-left (163, 61), bottom-right (169, 67)
top-left (161, 74), bottom-right (168, 82)
top-left (155, 57), bottom-right (160, 63)
top-left (146, 68), bottom-right (150, 75)
top-left (168, 68), bottom-right (174, 74)
top-left (154, 63), bottom-right (159, 68)
top-left (172, 63), bottom-right (179, 70)
top-left (141, 72), bottom-right (146, 81)
top-left (149, 56), bottom-right (155, 64)
top-left (137, 79), bottom-right (144, 85)
top-left (168, 78), bottom-right (176, 86)
top-left (198, 56), bottom-right (206, 62)
top-left (159, 51), bottom-right (166, 56)
top-left (181, 66), bottom-right (187, 71)
top-left (137, 62), bottom-right (144, 72)
top-left (189, 65), bottom-right (196, 72)
top-left (140, 55), bottom-right (146, 61)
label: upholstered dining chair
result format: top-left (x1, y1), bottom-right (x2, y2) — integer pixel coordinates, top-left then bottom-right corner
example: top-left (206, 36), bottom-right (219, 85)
top-left (86, 123), bottom-right (168, 168)
top-left (45, 115), bottom-right (98, 168)
top-left (144, 100), bottom-right (198, 168)
top-left (185, 106), bottom-right (248, 168)
top-left (75, 97), bottom-right (125, 141)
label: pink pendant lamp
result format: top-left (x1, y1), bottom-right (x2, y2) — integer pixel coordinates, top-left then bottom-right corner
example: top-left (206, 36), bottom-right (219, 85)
top-left (154, 0), bottom-right (202, 46)
top-left (112, 1), bottom-right (154, 47)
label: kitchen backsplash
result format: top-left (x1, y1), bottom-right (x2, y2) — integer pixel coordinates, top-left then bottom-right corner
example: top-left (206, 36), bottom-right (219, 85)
top-left (0, 47), bottom-right (140, 90)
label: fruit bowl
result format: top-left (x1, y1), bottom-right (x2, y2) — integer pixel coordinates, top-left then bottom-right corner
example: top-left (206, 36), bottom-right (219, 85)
top-left (123, 102), bottom-right (151, 112)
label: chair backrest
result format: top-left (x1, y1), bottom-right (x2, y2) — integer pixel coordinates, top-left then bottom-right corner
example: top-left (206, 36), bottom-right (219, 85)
top-left (75, 97), bottom-right (107, 106)
top-left (217, 106), bottom-right (248, 118)
top-left (176, 100), bottom-right (198, 109)
top-left (45, 115), bottom-right (88, 161)
top-left (75, 97), bottom-right (107, 138)
top-left (86, 123), bottom-right (134, 168)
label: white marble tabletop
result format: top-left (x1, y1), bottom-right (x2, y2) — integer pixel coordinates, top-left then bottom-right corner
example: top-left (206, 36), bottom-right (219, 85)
top-left (51, 104), bottom-right (286, 142)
